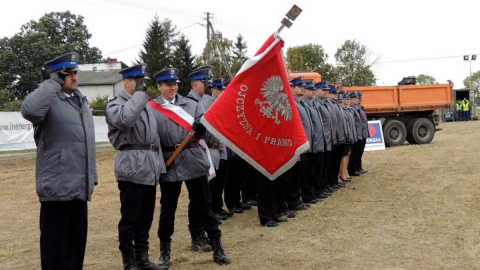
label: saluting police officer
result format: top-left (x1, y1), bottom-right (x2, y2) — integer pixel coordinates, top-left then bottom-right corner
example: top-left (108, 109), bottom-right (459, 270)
top-left (105, 64), bottom-right (165, 270)
top-left (149, 67), bottom-right (231, 269)
top-left (21, 52), bottom-right (98, 270)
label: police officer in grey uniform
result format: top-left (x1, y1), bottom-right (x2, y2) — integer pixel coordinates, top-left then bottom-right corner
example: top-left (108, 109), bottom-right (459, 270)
top-left (187, 73), bottom-right (230, 221)
top-left (149, 67), bottom-right (231, 269)
top-left (313, 81), bottom-right (335, 198)
top-left (325, 85), bottom-right (348, 191)
top-left (21, 52), bottom-right (98, 270)
top-left (302, 80), bottom-right (325, 203)
top-left (284, 76), bottom-right (313, 212)
top-left (105, 64), bottom-right (165, 270)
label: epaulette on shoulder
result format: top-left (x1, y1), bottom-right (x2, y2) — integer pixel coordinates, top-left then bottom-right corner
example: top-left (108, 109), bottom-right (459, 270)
top-left (108, 96), bottom-right (118, 102)
top-left (186, 95), bottom-right (199, 102)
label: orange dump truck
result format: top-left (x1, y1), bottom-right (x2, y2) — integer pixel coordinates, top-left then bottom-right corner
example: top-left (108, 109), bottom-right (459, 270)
top-left (343, 80), bottom-right (454, 146)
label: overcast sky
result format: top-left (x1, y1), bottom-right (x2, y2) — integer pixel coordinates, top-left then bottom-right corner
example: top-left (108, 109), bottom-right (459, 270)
top-left (2, 0), bottom-right (479, 88)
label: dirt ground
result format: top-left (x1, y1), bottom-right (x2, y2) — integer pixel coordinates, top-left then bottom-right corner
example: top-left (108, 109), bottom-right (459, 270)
top-left (1, 120), bottom-right (480, 270)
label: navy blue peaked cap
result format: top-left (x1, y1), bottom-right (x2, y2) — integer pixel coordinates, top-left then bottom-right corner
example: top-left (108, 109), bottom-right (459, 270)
top-left (119, 64), bottom-right (147, 79)
top-left (154, 67), bottom-right (180, 83)
top-left (304, 80), bottom-right (316, 90)
top-left (338, 93), bottom-right (344, 102)
top-left (44, 52), bottom-right (79, 72)
top-left (329, 85), bottom-right (338, 93)
top-left (315, 80), bottom-right (330, 90)
top-left (212, 78), bottom-right (225, 90)
top-left (349, 91), bottom-right (359, 98)
top-left (189, 66), bottom-right (213, 81)
top-left (290, 76), bottom-right (305, 86)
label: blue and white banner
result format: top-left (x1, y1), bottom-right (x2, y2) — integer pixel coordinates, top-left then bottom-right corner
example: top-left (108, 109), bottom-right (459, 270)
top-left (365, 120), bottom-right (385, 151)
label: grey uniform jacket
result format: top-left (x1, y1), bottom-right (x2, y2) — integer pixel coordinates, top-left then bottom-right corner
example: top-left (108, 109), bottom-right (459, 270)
top-left (314, 97), bottom-right (333, 151)
top-left (357, 104), bottom-right (370, 139)
top-left (21, 79), bottom-right (98, 202)
top-left (350, 105), bottom-right (363, 141)
top-left (327, 99), bottom-right (348, 145)
top-left (294, 96), bottom-right (313, 153)
top-left (149, 94), bottom-right (210, 182)
top-left (343, 107), bottom-right (356, 144)
top-left (188, 90), bottom-right (227, 170)
top-left (303, 98), bottom-right (325, 153)
top-left (105, 90), bottom-right (165, 186)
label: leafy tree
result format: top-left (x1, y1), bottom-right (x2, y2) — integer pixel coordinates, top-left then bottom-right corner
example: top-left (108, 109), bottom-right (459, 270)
top-left (0, 11), bottom-right (102, 99)
top-left (334, 39), bottom-right (376, 86)
top-left (89, 95), bottom-right (109, 116)
top-left (464, 71), bottom-right (480, 107)
top-left (0, 89), bottom-right (22, 111)
top-left (171, 35), bottom-right (198, 96)
top-left (137, 14), bottom-right (178, 87)
top-left (416, 74), bottom-right (437, 85)
top-left (196, 31), bottom-right (234, 80)
top-left (285, 43), bottom-right (334, 81)
top-left (231, 34), bottom-right (248, 78)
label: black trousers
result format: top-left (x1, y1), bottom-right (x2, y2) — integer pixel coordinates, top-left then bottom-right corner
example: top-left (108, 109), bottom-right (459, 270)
top-left (242, 162), bottom-right (258, 203)
top-left (224, 157), bottom-right (247, 210)
top-left (40, 200), bottom-right (88, 270)
top-left (209, 161), bottom-right (227, 213)
top-left (328, 145), bottom-right (343, 186)
top-left (301, 152), bottom-right (319, 203)
top-left (312, 152), bottom-right (325, 197)
top-left (257, 170), bottom-right (286, 225)
top-left (359, 138), bottom-right (367, 170)
top-left (158, 176), bottom-right (221, 243)
top-left (348, 140), bottom-right (362, 174)
top-left (118, 181), bottom-right (157, 254)
top-left (284, 159), bottom-right (303, 209)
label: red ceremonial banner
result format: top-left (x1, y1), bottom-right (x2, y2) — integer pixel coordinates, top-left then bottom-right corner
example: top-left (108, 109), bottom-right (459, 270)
top-left (201, 34), bottom-right (309, 180)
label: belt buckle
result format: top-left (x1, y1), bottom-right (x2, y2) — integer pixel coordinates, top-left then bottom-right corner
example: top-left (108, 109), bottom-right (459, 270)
top-left (174, 144), bottom-right (181, 150)
top-left (149, 144), bottom-right (155, 151)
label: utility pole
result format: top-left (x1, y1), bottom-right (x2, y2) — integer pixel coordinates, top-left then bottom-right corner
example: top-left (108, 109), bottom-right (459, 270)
top-left (206, 12), bottom-right (211, 65)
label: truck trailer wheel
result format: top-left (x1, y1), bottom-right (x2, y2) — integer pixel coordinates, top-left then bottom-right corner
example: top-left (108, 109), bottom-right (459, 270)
top-left (383, 120), bottom-right (406, 147)
top-left (406, 118), bottom-right (435, 144)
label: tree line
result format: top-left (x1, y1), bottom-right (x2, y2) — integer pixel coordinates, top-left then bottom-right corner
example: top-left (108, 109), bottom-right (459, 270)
top-left (3, 11), bottom-right (473, 112)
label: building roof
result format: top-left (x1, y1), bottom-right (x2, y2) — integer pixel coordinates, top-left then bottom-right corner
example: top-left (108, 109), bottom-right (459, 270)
top-left (78, 70), bottom-right (123, 86)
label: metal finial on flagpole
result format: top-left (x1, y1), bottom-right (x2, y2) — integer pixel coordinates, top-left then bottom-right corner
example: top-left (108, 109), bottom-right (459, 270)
top-left (276, 4), bottom-right (303, 34)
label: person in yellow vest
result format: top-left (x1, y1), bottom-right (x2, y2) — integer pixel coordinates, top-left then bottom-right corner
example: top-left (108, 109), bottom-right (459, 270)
top-left (455, 100), bottom-right (462, 121)
top-left (462, 97), bottom-right (471, 121)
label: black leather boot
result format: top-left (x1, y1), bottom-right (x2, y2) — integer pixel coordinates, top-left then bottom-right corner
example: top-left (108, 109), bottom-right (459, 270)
top-left (190, 229), bottom-right (212, 252)
top-left (134, 248), bottom-right (160, 270)
top-left (122, 253), bottom-right (141, 270)
top-left (157, 242), bottom-right (171, 270)
top-left (211, 237), bottom-right (231, 265)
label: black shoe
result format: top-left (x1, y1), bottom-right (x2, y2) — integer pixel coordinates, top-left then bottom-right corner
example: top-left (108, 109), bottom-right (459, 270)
top-left (317, 193), bottom-right (329, 199)
top-left (360, 169), bottom-right (368, 174)
top-left (290, 204), bottom-right (308, 211)
top-left (220, 209), bottom-right (234, 217)
top-left (302, 203), bottom-right (311, 208)
top-left (215, 213), bottom-right (228, 221)
top-left (229, 207), bottom-right (244, 213)
top-left (352, 171), bottom-right (361, 176)
top-left (262, 220), bottom-right (279, 227)
top-left (245, 200), bottom-right (258, 206)
top-left (273, 217), bottom-right (288, 223)
top-left (287, 211), bottom-right (297, 218)
top-left (240, 203), bottom-right (252, 210)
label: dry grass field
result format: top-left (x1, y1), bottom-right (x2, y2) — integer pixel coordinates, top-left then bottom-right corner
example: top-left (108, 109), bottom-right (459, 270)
top-left (1, 120), bottom-right (480, 270)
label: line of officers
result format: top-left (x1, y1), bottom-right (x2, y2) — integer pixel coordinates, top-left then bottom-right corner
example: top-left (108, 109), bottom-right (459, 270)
top-left (250, 75), bottom-right (371, 228)
top-left (108, 67), bottom-right (371, 269)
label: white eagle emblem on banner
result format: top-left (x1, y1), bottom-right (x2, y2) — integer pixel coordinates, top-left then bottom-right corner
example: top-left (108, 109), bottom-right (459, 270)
top-left (254, 76), bottom-right (292, 125)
